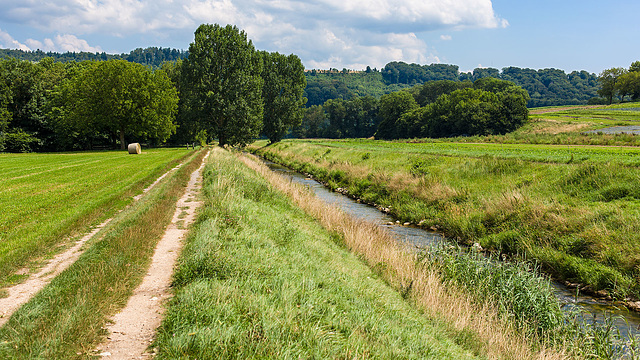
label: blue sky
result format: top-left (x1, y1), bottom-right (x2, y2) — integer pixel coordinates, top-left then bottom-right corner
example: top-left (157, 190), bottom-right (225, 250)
top-left (0, 0), bottom-right (637, 74)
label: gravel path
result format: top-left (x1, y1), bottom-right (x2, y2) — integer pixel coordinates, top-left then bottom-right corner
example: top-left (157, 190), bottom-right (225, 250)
top-left (95, 150), bottom-right (209, 359)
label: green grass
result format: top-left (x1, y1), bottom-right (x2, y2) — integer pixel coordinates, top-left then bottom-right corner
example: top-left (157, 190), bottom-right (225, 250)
top-left (0, 148), bottom-right (191, 286)
top-left (0, 148), bottom-right (207, 359)
top-left (250, 139), bottom-right (640, 299)
top-left (154, 148), bottom-right (483, 359)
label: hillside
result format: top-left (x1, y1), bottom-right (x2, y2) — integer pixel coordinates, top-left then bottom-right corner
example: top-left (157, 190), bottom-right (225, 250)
top-left (1, 48), bottom-right (601, 107)
top-left (305, 62), bottom-right (601, 108)
top-left (0, 47), bottom-right (188, 69)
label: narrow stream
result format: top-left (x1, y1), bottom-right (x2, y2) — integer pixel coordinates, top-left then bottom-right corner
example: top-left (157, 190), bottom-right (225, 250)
top-left (264, 160), bottom-right (640, 338)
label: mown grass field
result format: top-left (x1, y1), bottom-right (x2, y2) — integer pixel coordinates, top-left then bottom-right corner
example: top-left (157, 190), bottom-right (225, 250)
top-left (0, 148), bottom-right (192, 287)
top-left (251, 138), bottom-right (640, 300)
top-left (0, 148), bottom-right (206, 359)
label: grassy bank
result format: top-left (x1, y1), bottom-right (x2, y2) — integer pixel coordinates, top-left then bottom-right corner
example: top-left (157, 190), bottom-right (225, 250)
top-left (250, 139), bottom-right (640, 300)
top-left (0, 148), bottom-right (206, 359)
top-left (0, 148), bottom-right (192, 287)
top-left (154, 148), bottom-right (566, 359)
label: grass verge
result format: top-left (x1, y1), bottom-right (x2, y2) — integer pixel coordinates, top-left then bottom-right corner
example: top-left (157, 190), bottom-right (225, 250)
top-left (154, 147), bottom-right (565, 359)
top-left (250, 139), bottom-right (640, 300)
top-left (0, 148), bottom-right (207, 359)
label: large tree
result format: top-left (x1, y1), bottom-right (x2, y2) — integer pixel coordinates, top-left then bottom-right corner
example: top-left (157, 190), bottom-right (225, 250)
top-left (598, 67), bottom-right (626, 104)
top-left (260, 51), bottom-right (306, 144)
top-left (54, 60), bottom-right (178, 149)
top-left (182, 24), bottom-right (263, 147)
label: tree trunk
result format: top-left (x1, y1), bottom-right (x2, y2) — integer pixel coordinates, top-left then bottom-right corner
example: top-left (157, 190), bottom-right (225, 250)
top-left (120, 129), bottom-right (125, 150)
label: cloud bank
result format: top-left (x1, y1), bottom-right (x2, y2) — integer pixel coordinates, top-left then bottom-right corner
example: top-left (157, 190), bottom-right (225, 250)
top-left (0, 0), bottom-right (506, 68)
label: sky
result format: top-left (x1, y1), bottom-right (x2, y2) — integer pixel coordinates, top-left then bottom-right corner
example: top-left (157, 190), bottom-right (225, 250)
top-left (0, 0), bottom-right (638, 74)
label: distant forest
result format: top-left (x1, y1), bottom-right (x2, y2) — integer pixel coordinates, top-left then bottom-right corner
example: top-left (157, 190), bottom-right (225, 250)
top-left (306, 62), bottom-right (601, 108)
top-left (2, 48), bottom-right (601, 107)
top-left (0, 47), bottom-right (189, 69)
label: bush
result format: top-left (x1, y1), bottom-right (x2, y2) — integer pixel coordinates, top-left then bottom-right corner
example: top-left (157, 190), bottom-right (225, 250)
top-left (3, 129), bottom-right (38, 153)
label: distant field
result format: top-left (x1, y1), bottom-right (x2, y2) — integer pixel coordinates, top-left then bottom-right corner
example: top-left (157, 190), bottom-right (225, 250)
top-left (304, 138), bottom-right (640, 165)
top-left (530, 103), bottom-right (640, 129)
top-left (0, 148), bottom-right (192, 286)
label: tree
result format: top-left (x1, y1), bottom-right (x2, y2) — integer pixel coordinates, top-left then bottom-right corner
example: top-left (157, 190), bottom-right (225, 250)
top-left (55, 60), bottom-right (178, 149)
top-left (260, 51), bottom-right (306, 144)
top-left (630, 61), bottom-right (640, 73)
top-left (374, 91), bottom-right (419, 139)
top-left (617, 71), bottom-right (640, 101)
top-left (598, 67), bottom-right (626, 104)
top-left (182, 24), bottom-right (263, 147)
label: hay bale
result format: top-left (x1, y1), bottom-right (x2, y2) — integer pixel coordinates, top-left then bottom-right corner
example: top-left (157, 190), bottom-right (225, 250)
top-left (128, 143), bottom-right (141, 154)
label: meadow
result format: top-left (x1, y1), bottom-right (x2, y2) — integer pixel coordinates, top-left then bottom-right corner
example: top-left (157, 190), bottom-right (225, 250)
top-left (155, 148), bottom-right (563, 359)
top-left (0, 148), bottom-right (192, 287)
top-left (250, 137), bottom-right (640, 300)
top-left (0, 148), bottom-right (206, 358)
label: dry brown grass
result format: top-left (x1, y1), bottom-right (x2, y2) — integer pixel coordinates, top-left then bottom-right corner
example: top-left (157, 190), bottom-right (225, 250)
top-left (238, 152), bottom-right (567, 360)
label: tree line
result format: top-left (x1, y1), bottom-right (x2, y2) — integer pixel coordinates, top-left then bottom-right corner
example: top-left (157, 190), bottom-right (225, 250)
top-left (305, 62), bottom-right (602, 108)
top-left (294, 78), bottom-right (530, 140)
top-left (0, 47), bottom-right (189, 69)
top-left (0, 24), bottom-right (306, 152)
top-left (597, 61), bottom-right (640, 104)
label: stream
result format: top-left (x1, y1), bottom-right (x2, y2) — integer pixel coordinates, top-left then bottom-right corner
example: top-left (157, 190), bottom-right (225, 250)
top-left (263, 160), bottom-right (640, 338)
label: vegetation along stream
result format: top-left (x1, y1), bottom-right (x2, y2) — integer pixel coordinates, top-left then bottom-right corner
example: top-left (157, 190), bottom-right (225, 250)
top-left (263, 159), bottom-right (640, 339)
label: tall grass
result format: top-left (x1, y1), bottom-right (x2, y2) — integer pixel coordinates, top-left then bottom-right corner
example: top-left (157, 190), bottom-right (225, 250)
top-left (236, 151), bottom-right (567, 359)
top-left (0, 149), bottom-right (207, 359)
top-left (250, 140), bottom-right (640, 300)
top-left (155, 147), bottom-right (492, 359)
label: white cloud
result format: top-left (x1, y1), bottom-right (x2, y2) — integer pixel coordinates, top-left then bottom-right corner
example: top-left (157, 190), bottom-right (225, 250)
top-left (0, 0), bottom-right (506, 68)
top-left (0, 29), bottom-right (30, 51)
top-left (440, 34), bottom-right (452, 41)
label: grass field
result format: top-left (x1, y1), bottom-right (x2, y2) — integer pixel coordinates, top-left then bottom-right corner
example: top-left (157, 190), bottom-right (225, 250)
top-left (406, 103), bottom-right (640, 147)
top-left (250, 139), bottom-right (640, 300)
top-left (0, 148), bottom-right (206, 359)
top-left (154, 148), bottom-right (561, 359)
top-left (0, 148), bottom-right (193, 287)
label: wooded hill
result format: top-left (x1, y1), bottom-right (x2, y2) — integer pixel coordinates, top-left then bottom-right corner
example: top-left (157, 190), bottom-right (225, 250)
top-left (2, 48), bottom-right (601, 108)
top-left (306, 62), bottom-right (601, 108)
top-left (0, 47), bottom-right (188, 69)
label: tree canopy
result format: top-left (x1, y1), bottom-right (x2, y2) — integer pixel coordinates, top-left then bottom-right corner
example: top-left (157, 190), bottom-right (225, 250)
top-left (260, 51), bottom-right (307, 144)
top-left (182, 24), bottom-right (263, 147)
top-left (53, 60), bottom-right (178, 150)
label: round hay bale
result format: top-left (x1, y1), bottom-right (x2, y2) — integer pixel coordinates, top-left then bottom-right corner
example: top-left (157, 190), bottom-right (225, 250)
top-left (128, 143), bottom-right (141, 154)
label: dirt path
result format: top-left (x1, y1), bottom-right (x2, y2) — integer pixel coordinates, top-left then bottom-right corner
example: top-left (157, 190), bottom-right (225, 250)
top-left (0, 163), bottom-right (184, 328)
top-left (96, 150), bottom-right (209, 359)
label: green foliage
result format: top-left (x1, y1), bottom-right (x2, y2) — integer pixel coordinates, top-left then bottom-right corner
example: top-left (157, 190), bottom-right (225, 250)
top-left (598, 67), bottom-right (627, 104)
top-left (375, 79), bottom-right (529, 140)
top-left (182, 24), bottom-right (263, 147)
top-left (427, 247), bottom-right (564, 336)
top-left (374, 91), bottom-right (419, 139)
top-left (0, 47), bottom-right (188, 69)
top-left (53, 59), bottom-right (178, 149)
top-left (260, 51), bottom-right (306, 143)
top-left (2, 128), bottom-right (38, 153)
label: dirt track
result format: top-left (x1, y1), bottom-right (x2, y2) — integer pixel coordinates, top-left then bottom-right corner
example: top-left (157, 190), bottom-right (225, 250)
top-left (95, 150), bottom-right (209, 359)
top-left (0, 163), bottom-right (183, 328)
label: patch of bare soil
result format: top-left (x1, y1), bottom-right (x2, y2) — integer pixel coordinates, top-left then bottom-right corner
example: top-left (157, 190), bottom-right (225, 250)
top-left (95, 150), bottom-right (209, 359)
top-left (529, 105), bottom-right (602, 115)
top-left (529, 119), bottom-right (592, 134)
top-left (0, 164), bottom-right (184, 328)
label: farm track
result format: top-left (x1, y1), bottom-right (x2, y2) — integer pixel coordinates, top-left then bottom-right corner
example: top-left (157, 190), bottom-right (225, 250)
top-left (95, 150), bottom-right (209, 359)
top-left (0, 162), bottom-right (185, 328)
